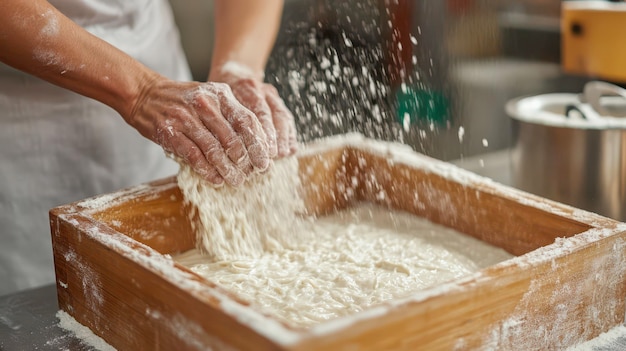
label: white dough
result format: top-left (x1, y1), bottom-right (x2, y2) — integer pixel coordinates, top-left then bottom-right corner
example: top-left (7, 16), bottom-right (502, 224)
top-left (175, 203), bottom-right (513, 328)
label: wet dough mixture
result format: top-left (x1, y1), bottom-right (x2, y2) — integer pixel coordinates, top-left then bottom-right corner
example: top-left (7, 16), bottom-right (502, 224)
top-left (175, 203), bottom-right (513, 329)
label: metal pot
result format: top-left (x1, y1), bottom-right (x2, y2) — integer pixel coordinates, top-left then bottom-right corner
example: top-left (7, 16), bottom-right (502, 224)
top-left (507, 81), bottom-right (626, 221)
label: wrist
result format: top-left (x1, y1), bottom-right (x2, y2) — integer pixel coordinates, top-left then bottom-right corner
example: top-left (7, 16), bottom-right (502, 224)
top-left (209, 60), bottom-right (264, 83)
top-left (121, 69), bottom-right (163, 125)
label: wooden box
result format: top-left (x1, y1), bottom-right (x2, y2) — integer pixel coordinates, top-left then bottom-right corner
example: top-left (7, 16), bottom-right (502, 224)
top-left (50, 135), bottom-right (626, 350)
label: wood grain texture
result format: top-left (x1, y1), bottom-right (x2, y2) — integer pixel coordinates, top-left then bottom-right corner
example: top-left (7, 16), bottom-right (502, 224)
top-left (50, 141), bottom-right (626, 350)
top-left (51, 210), bottom-right (286, 351)
top-left (89, 178), bottom-right (195, 255)
top-left (346, 148), bottom-right (593, 256)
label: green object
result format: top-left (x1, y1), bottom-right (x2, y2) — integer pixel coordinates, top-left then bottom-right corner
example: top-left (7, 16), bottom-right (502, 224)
top-left (395, 87), bottom-right (449, 127)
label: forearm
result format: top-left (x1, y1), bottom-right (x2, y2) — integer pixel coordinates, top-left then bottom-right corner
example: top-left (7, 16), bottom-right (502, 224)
top-left (0, 0), bottom-right (156, 119)
top-left (0, 0), bottom-right (278, 185)
top-left (209, 0), bottom-right (284, 81)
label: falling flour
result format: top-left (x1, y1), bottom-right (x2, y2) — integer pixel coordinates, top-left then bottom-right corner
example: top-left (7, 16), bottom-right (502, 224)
top-left (175, 201), bottom-right (513, 328)
top-left (176, 157), bottom-right (306, 260)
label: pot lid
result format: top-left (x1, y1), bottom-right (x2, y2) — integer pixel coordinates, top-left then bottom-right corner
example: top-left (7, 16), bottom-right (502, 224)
top-left (506, 81), bottom-right (626, 130)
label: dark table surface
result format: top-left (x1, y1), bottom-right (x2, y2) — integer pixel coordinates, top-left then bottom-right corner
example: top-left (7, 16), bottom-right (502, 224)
top-left (0, 284), bottom-right (96, 351)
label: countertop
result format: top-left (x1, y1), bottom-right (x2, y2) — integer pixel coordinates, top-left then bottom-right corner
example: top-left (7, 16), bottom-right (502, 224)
top-left (0, 284), bottom-right (95, 350)
top-left (0, 150), bottom-right (624, 351)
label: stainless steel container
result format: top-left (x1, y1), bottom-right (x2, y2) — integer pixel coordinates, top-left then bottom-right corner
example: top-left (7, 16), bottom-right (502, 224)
top-left (507, 82), bottom-right (626, 221)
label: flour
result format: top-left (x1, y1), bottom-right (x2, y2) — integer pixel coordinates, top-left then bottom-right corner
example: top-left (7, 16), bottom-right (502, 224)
top-left (220, 61), bottom-right (265, 81)
top-left (173, 134), bottom-right (511, 329)
top-left (56, 310), bottom-right (116, 351)
top-left (177, 157), bottom-right (306, 260)
top-left (175, 203), bottom-right (513, 329)
top-left (39, 9), bottom-right (59, 38)
top-left (566, 325), bottom-right (626, 351)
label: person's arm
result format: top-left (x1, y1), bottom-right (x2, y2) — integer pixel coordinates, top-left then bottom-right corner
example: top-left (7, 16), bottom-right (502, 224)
top-left (0, 0), bottom-right (270, 186)
top-left (210, 0), bottom-right (283, 79)
top-left (209, 0), bottom-right (298, 158)
top-left (0, 1), bottom-right (148, 118)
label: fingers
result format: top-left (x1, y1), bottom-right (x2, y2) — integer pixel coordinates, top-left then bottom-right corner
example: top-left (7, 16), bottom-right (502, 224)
top-left (193, 93), bottom-right (252, 172)
top-left (174, 127), bottom-right (246, 187)
top-left (229, 79), bottom-right (278, 158)
top-left (166, 87), bottom-right (251, 187)
top-left (137, 79), bottom-right (277, 186)
top-left (263, 84), bottom-right (298, 157)
top-left (168, 134), bottom-right (225, 186)
top-left (217, 86), bottom-right (271, 171)
top-left (183, 127), bottom-right (246, 187)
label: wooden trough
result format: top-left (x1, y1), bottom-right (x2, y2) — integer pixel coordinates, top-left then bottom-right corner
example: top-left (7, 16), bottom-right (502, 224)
top-left (50, 134), bottom-right (626, 350)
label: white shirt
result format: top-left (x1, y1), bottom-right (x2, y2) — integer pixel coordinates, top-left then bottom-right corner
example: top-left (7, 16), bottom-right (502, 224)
top-left (0, 0), bottom-right (191, 296)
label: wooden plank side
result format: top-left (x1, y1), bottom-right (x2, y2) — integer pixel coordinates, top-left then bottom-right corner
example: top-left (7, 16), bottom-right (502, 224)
top-left (298, 148), bottom-right (356, 216)
top-left (349, 149), bottom-right (593, 256)
top-left (291, 230), bottom-right (626, 350)
top-left (87, 149), bottom-right (353, 256)
top-left (88, 179), bottom-right (195, 255)
top-left (50, 210), bottom-right (286, 351)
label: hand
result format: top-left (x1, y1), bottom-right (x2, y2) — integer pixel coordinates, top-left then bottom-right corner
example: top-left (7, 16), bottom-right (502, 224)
top-left (261, 83), bottom-right (299, 157)
top-left (127, 75), bottom-right (270, 187)
top-left (211, 63), bottom-right (298, 158)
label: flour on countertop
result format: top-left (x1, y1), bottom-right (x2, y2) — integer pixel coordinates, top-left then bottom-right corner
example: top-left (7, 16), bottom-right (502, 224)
top-left (56, 310), bottom-right (116, 351)
top-left (175, 203), bottom-right (514, 329)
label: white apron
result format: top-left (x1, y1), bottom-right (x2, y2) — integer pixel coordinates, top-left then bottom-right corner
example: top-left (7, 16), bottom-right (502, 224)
top-left (0, 0), bottom-right (192, 296)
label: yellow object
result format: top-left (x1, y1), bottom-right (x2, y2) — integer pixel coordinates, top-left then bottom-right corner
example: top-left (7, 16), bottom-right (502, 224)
top-left (562, 2), bottom-right (626, 82)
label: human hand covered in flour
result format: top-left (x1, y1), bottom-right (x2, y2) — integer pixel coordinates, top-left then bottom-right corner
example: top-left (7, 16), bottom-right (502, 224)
top-left (132, 0), bottom-right (294, 187)
top-left (0, 0), bottom-right (290, 187)
top-left (130, 65), bottom-right (297, 187)
top-left (127, 77), bottom-right (270, 187)
top-left (210, 62), bottom-right (298, 159)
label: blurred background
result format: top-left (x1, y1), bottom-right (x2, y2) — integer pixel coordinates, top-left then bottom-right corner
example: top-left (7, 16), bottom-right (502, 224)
top-left (168, 0), bottom-right (589, 161)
